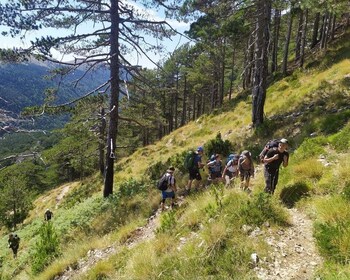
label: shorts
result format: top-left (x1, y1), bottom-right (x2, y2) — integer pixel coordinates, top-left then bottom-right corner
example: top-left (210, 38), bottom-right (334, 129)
top-left (188, 168), bottom-right (202, 181)
top-left (240, 170), bottom-right (252, 181)
top-left (225, 170), bottom-right (235, 178)
top-left (210, 171), bottom-right (222, 179)
top-left (161, 191), bottom-right (175, 200)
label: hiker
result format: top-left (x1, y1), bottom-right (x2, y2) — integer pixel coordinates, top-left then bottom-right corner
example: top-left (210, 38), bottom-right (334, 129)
top-left (160, 166), bottom-right (177, 211)
top-left (186, 146), bottom-right (205, 194)
top-left (207, 154), bottom-right (224, 183)
top-left (44, 208), bottom-right (53, 221)
top-left (263, 138), bottom-right (289, 194)
top-left (222, 154), bottom-right (239, 187)
top-left (238, 150), bottom-right (255, 191)
top-left (8, 233), bottom-right (20, 259)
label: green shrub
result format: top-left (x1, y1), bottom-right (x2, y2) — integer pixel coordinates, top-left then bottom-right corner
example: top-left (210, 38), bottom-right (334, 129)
top-left (117, 179), bottom-right (149, 198)
top-left (293, 136), bottom-right (328, 160)
top-left (239, 192), bottom-right (288, 226)
top-left (314, 221), bottom-right (350, 264)
top-left (157, 211), bottom-right (177, 234)
top-left (329, 122), bottom-right (350, 152)
top-left (319, 111), bottom-right (350, 135)
top-left (204, 132), bottom-right (233, 158)
top-left (31, 222), bottom-right (60, 274)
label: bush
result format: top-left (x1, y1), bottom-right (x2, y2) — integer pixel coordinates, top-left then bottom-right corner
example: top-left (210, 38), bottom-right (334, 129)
top-left (293, 136), bottom-right (328, 160)
top-left (329, 122), bottom-right (350, 152)
top-left (239, 192), bottom-right (288, 226)
top-left (204, 132), bottom-right (233, 158)
top-left (31, 222), bottom-right (60, 274)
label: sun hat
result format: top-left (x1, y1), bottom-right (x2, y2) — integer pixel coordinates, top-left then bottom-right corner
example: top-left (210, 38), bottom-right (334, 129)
top-left (167, 166), bottom-right (175, 173)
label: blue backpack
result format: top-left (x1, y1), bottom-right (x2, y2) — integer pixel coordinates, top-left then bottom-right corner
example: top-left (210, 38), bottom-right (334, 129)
top-left (226, 154), bottom-right (239, 166)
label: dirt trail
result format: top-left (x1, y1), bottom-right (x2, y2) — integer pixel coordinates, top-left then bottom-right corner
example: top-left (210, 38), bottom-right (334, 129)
top-left (254, 208), bottom-right (323, 280)
top-left (54, 208), bottom-right (162, 280)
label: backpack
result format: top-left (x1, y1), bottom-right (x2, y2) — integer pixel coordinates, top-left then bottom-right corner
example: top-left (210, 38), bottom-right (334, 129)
top-left (157, 174), bottom-right (169, 191)
top-left (184, 151), bottom-right (196, 169)
top-left (227, 153), bottom-right (239, 166)
top-left (259, 139), bottom-right (280, 163)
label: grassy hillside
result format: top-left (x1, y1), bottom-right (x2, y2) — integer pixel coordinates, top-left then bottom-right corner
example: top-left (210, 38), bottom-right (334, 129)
top-left (0, 32), bottom-right (349, 279)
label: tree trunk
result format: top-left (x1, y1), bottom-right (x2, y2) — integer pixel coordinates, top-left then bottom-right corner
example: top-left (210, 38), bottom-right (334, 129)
top-left (229, 48), bottom-right (235, 100)
top-left (320, 12), bottom-right (329, 49)
top-left (192, 92), bottom-right (196, 121)
top-left (271, 9), bottom-right (281, 73)
top-left (295, 8), bottom-right (304, 62)
top-left (104, 0), bottom-right (120, 197)
top-left (181, 73), bottom-right (187, 126)
top-left (252, 0), bottom-right (271, 126)
top-left (310, 12), bottom-right (320, 48)
top-left (99, 97), bottom-right (106, 176)
top-left (300, 9), bottom-right (308, 68)
top-left (330, 14), bottom-right (336, 40)
top-left (282, 5), bottom-right (293, 76)
top-left (243, 32), bottom-right (254, 89)
top-left (168, 90), bottom-right (174, 132)
top-left (174, 71), bottom-right (179, 129)
top-left (220, 40), bottom-right (226, 106)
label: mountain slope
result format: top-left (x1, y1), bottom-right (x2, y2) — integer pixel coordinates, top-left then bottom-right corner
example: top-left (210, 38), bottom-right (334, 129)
top-left (0, 32), bottom-right (350, 280)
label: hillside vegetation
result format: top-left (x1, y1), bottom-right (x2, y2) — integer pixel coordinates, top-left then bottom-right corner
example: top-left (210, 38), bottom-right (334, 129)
top-left (0, 32), bottom-right (350, 279)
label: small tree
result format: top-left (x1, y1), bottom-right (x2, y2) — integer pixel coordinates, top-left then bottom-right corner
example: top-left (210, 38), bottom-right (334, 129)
top-left (31, 222), bottom-right (60, 274)
top-left (0, 174), bottom-right (33, 229)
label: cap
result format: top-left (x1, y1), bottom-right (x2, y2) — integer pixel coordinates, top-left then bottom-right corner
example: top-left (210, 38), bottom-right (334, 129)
top-left (242, 150), bottom-right (250, 156)
top-left (280, 138), bottom-right (288, 144)
top-left (167, 166), bottom-right (175, 173)
top-left (197, 146), bottom-right (204, 152)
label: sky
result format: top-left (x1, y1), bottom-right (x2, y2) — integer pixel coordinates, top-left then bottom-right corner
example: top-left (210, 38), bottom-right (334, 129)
top-left (0, 0), bottom-right (192, 69)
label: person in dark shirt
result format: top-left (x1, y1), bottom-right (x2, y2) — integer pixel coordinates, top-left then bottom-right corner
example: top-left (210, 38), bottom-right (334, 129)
top-left (8, 233), bottom-right (20, 258)
top-left (186, 146), bottom-right (205, 194)
top-left (263, 138), bottom-right (289, 194)
top-left (44, 209), bottom-right (53, 221)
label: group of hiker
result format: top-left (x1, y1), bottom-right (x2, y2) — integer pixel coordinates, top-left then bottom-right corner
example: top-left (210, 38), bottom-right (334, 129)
top-left (159, 138), bottom-right (289, 210)
top-left (7, 208), bottom-right (54, 259)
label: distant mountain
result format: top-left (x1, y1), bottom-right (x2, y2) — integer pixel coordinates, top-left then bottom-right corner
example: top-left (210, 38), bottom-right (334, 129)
top-left (0, 59), bottom-right (110, 115)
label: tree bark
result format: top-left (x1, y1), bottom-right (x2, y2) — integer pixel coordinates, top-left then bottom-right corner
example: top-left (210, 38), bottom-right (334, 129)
top-left (310, 12), bottom-right (320, 48)
top-left (104, 0), bottom-right (120, 197)
top-left (174, 71), bottom-right (179, 129)
top-left (252, 0), bottom-right (271, 127)
top-left (243, 32), bottom-right (254, 90)
top-left (271, 9), bottom-right (281, 73)
top-left (300, 9), bottom-right (308, 68)
top-left (229, 48), bottom-right (235, 100)
top-left (220, 40), bottom-right (226, 106)
top-left (320, 12), bottom-right (329, 49)
top-left (282, 5), bottom-right (293, 76)
top-left (295, 8), bottom-right (304, 62)
top-left (99, 102), bottom-right (106, 176)
top-left (181, 73), bottom-right (187, 126)
top-left (330, 14), bottom-right (336, 40)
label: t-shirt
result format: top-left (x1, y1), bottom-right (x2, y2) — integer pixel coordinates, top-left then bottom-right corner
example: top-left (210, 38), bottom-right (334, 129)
top-left (226, 160), bottom-right (238, 173)
top-left (192, 153), bottom-right (202, 170)
top-left (265, 149), bottom-right (289, 172)
top-left (208, 160), bottom-right (222, 173)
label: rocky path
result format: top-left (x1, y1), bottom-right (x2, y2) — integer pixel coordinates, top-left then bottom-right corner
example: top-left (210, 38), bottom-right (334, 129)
top-left (254, 208), bottom-right (323, 280)
top-left (54, 206), bottom-right (163, 280)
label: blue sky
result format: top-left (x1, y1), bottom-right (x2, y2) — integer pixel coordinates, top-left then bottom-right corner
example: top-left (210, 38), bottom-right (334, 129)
top-left (0, 0), bottom-right (191, 69)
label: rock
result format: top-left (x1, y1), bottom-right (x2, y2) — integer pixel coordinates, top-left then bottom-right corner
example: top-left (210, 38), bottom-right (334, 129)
top-left (251, 253), bottom-right (259, 265)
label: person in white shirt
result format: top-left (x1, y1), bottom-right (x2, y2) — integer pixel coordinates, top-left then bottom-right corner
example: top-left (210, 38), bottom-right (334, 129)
top-left (160, 166), bottom-right (177, 211)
